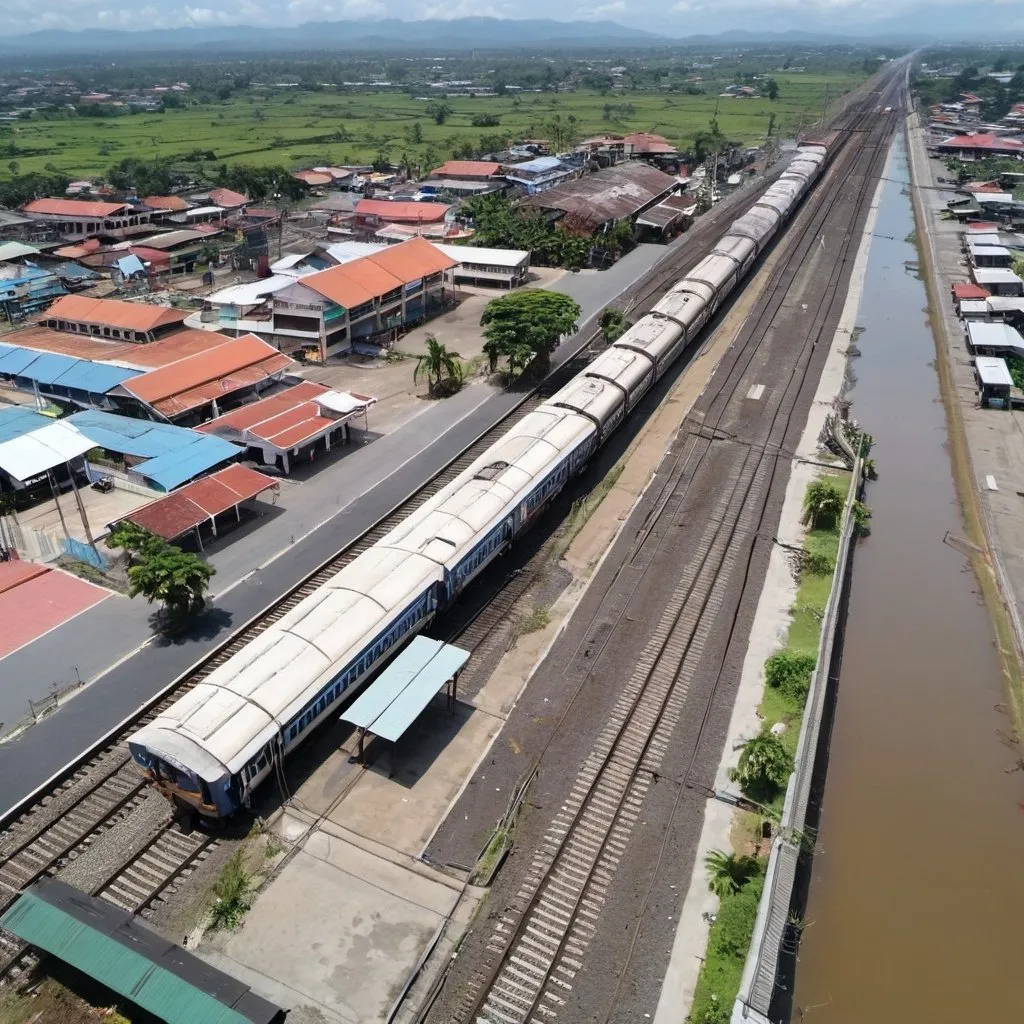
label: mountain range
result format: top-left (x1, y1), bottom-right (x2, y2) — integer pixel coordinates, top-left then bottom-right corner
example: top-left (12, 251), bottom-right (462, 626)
top-left (0, 13), bottom-right (1012, 56)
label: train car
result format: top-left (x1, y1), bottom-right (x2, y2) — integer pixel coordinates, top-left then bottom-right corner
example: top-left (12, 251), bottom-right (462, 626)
top-left (729, 209), bottom-right (779, 254)
top-left (549, 375), bottom-right (625, 443)
top-left (682, 252), bottom-right (741, 311)
top-left (584, 345), bottom-right (656, 411)
top-left (128, 544), bottom-right (446, 816)
top-left (713, 234), bottom-right (758, 275)
top-left (615, 312), bottom-right (691, 378)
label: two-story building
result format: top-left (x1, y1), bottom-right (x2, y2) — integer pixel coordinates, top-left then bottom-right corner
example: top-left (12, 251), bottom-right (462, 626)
top-left (502, 156), bottom-right (580, 194)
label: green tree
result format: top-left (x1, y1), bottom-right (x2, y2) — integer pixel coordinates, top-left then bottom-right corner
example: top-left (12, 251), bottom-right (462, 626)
top-left (802, 478), bottom-right (846, 530)
top-left (764, 650), bottom-right (817, 703)
top-left (410, 121), bottom-right (424, 145)
top-left (413, 335), bottom-right (463, 396)
top-left (128, 544), bottom-right (215, 622)
top-left (107, 521), bottom-right (165, 563)
top-left (704, 849), bottom-right (759, 899)
top-left (599, 307), bottom-right (630, 343)
top-left (427, 102), bottom-right (453, 125)
top-left (731, 732), bottom-right (793, 801)
top-left (765, 78), bottom-right (780, 102)
top-left (480, 290), bottom-right (581, 375)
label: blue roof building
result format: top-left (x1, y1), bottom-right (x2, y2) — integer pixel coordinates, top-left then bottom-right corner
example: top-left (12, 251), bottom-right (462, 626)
top-left (0, 405), bottom-right (51, 443)
top-left (69, 410), bottom-right (242, 491)
top-left (502, 156), bottom-right (580, 194)
top-left (0, 343), bottom-right (140, 409)
top-left (0, 261), bottom-right (66, 322)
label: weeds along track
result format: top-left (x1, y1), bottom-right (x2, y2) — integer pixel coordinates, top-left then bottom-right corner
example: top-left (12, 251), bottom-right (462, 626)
top-left (451, 77), bottom-right (902, 1024)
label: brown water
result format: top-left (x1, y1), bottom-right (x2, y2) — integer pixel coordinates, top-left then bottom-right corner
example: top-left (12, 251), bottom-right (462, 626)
top-left (792, 135), bottom-right (1024, 1021)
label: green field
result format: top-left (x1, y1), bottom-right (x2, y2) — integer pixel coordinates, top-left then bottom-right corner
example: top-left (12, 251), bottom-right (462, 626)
top-left (1, 70), bottom-right (867, 180)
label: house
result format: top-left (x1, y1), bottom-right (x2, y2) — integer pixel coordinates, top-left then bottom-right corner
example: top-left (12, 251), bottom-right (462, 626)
top-left (502, 156), bottom-right (579, 195)
top-left (352, 200), bottom-right (451, 241)
top-left (0, 208), bottom-right (57, 243)
top-left (19, 198), bottom-right (152, 241)
top-left (521, 161), bottom-right (680, 237)
top-left (935, 133), bottom-right (1024, 160)
top-left (39, 295), bottom-right (188, 342)
top-left (433, 244), bottom-right (530, 288)
top-left (972, 267), bottom-right (1024, 297)
top-left (203, 237), bottom-right (457, 361)
top-left (0, 259), bottom-right (66, 322)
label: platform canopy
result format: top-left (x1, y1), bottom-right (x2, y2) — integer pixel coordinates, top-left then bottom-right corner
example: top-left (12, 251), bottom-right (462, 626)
top-left (341, 636), bottom-right (470, 744)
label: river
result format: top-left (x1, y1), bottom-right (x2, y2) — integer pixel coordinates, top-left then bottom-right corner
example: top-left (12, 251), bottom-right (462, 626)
top-left (791, 134), bottom-right (1024, 1021)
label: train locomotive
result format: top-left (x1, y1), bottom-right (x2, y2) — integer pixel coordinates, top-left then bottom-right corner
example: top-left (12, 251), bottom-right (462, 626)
top-left (128, 141), bottom-right (831, 819)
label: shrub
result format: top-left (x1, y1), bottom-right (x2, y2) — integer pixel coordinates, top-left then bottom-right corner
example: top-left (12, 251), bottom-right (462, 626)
top-left (764, 650), bottom-right (817, 703)
top-left (209, 851), bottom-right (253, 930)
top-left (731, 732), bottom-right (793, 802)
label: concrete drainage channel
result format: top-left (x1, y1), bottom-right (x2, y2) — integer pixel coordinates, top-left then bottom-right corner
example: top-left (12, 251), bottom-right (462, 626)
top-left (733, 437), bottom-right (864, 1024)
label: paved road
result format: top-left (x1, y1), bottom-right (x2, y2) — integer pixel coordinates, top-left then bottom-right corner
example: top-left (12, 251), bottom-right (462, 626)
top-left (0, 242), bottom-right (681, 819)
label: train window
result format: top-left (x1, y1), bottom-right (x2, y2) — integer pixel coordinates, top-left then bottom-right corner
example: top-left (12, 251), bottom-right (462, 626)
top-left (289, 724), bottom-right (298, 740)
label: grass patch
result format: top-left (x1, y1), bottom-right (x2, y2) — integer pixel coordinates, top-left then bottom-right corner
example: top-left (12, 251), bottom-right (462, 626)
top-left (208, 849), bottom-right (255, 931)
top-left (517, 605), bottom-right (551, 635)
top-left (472, 826), bottom-right (507, 885)
top-left (552, 461), bottom-right (625, 561)
top-left (689, 860), bottom-right (767, 1024)
top-left (0, 976), bottom-right (132, 1024)
top-left (750, 472), bottom-right (849, 811)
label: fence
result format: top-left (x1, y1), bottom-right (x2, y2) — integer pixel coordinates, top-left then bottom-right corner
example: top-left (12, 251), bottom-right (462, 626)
top-left (733, 449), bottom-right (862, 1023)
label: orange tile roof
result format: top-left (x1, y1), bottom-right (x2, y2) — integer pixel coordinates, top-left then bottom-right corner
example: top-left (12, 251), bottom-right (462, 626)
top-left (21, 198), bottom-right (131, 218)
top-left (42, 295), bottom-right (188, 333)
top-left (207, 187), bottom-right (250, 208)
top-left (143, 195), bottom-right (190, 212)
top-left (430, 160), bottom-right (502, 178)
top-left (123, 329), bottom-right (233, 368)
top-left (300, 237), bottom-right (456, 308)
top-left (197, 380), bottom-right (330, 431)
top-left (293, 171), bottom-right (334, 186)
top-left (354, 199), bottom-right (450, 223)
top-left (118, 334), bottom-right (295, 416)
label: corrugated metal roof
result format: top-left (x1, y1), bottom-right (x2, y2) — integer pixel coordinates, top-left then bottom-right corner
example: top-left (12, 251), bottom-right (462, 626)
top-left (0, 420), bottom-right (94, 482)
top-left (341, 635), bottom-right (470, 742)
top-left (523, 162), bottom-right (678, 233)
top-left (0, 405), bottom-right (51, 443)
top-left (976, 355), bottom-right (1014, 386)
top-left (43, 295), bottom-right (188, 333)
top-left (21, 198), bottom-right (130, 218)
top-left (0, 343), bottom-right (140, 393)
top-left (354, 199), bottom-right (450, 223)
top-left (208, 187), bottom-right (250, 209)
top-left (121, 464), bottom-right (278, 538)
top-left (0, 241), bottom-right (40, 262)
top-left (129, 436), bottom-right (242, 492)
top-left (143, 195), bottom-right (191, 212)
top-left (0, 880), bottom-right (283, 1024)
top-left (429, 160), bottom-right (502, 178)
top-left (117, 335), bottom-right (295, 418)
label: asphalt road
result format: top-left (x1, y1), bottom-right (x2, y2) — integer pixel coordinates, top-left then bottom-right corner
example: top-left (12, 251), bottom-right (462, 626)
top-left (0, 242), bottom-right (676, 820)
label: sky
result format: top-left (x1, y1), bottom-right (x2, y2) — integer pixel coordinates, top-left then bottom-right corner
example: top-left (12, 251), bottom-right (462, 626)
top-left (0, 0), bottom-right (1014, 38)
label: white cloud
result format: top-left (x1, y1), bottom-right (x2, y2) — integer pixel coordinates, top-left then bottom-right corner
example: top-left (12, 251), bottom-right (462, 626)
top-left (575, 1), bottom-right (628, 18)
top-left (417, 0), bottom-right (512, 19)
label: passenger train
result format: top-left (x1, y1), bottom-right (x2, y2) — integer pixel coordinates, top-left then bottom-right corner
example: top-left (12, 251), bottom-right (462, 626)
top-left (128, 139), bottom-right (834, 819)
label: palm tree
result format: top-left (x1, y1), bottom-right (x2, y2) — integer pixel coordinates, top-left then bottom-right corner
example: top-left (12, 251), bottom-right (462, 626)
top-left (413, 335), bottom-right (463, 395)
top-left (704, 849), bottom-right (758, 898)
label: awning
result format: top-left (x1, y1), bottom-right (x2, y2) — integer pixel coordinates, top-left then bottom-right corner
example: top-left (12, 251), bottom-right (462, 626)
top-left (315, 390), bottom-right (376, 416)
top-left (0, 420), bottom-right (94, 483)
top-left (341, 636), bottom-right (469, 744)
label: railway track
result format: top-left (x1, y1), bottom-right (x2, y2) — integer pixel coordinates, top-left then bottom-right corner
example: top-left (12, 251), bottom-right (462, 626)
top-left (0, 155), bottom-right (796, 983)
top-left (445, 68), bottom-right (905, 1024)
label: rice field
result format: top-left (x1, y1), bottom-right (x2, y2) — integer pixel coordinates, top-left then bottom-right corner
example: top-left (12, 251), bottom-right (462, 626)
top-left (0, 70), bottom-right (867, 179)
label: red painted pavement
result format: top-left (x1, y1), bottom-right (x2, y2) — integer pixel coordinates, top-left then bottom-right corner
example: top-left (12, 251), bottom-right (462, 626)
top-left (0, 564), bottom-right (110, 659)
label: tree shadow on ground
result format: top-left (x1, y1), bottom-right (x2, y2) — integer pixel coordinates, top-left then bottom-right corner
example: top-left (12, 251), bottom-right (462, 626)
top-left (148, 604), bottom-right (234, 646)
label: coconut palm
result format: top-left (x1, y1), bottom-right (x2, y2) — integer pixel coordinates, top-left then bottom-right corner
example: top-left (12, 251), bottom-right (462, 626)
top-left (704, 849), bottom-right (758, 898)
top-left (413, 335), bottom-right (463, 395)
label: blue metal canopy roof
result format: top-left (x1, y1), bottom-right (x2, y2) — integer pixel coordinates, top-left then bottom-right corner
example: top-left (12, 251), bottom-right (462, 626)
top-left (341, 636), bottom-right (470, 743)
top-left (130, 436), bottom-right (243, 492)
top-left (0, 344), bottom-right (139, 395)
top-left (0, 405), bottom-right (51, 443)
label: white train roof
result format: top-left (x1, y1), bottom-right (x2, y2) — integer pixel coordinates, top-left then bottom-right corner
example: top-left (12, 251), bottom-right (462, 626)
top-left (586, 344), bottom-right (656, 391)
top-left (133, 545), bottom-right (445, 779)
top-left (685, 252), bottom-right (740, 290)
top-left (614, 312), bottom-right (685, 352)
top-left (713, 234), bottom-right (758, 264)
